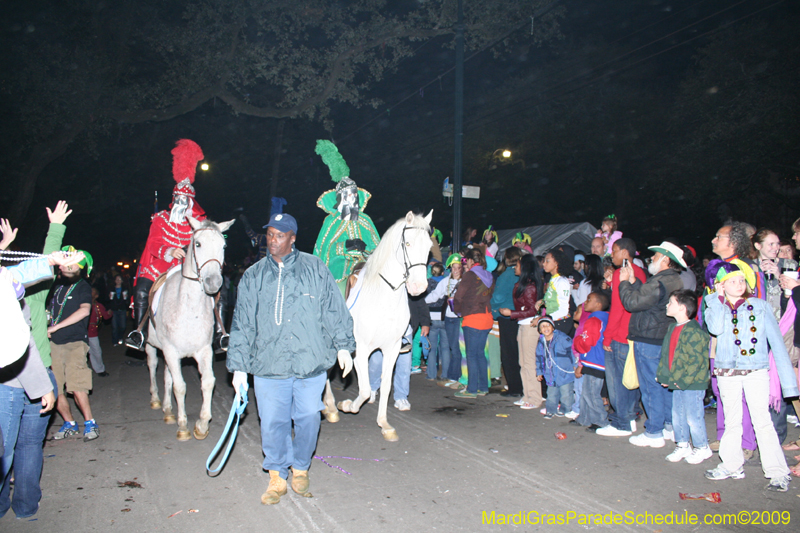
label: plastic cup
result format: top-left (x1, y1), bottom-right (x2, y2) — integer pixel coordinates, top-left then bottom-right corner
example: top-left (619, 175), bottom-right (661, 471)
top-left (784, 271), bottom-right (798, 297)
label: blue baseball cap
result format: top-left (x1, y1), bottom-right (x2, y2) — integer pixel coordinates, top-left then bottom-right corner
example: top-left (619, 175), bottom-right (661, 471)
top-left (263, 213), bottom-right (298, 234)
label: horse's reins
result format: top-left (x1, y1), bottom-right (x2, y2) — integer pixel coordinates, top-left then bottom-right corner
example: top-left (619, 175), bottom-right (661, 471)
top-left (179, 227), bottom-right (228, 337)
top-left (379, 225), bottom-right (429, 291)
top-left (182, 227), bottom-right (223, 283)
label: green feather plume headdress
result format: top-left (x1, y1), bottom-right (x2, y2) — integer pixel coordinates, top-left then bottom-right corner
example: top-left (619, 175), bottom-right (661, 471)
top-left (315, 140), bottom-right (350, 183)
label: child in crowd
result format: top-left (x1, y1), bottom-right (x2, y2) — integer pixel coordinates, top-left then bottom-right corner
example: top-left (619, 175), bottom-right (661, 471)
top-left (536, 249), bottom-right (573, 335)
top-left (87, 287), bottom-right (112, 377)
top-left (704, 260), bottom-right (798, 492)
top-left (536, 316), bottom-right (576, 419)
top-left (572, 292), bottom-right (610, 429)
top-left (424, 262), bottom-right (447, 381)
top-left (595, 215), bottom-right (622, 256)
top-left (657, 289), bottom-right (712, 464)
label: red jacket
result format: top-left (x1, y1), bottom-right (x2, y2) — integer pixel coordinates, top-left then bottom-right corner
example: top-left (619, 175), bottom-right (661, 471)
top-left (88, 301), bottom-right (112, 338)
top-left (136, 210), bottom-right (206, 282)
top-left (509, 283), bottom-right (539, 321)
top-left (603, 264), bottom-right (647, 347)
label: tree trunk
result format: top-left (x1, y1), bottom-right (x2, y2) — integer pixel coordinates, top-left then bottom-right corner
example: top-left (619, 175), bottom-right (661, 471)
top-left (9, 121), bottom-right (88, 225)
top-left (269, 120), bottom-right (285, 202)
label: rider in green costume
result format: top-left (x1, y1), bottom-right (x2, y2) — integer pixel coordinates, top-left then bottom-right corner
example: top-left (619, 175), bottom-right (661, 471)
top-left (312, 140), bottom-right (380, 295)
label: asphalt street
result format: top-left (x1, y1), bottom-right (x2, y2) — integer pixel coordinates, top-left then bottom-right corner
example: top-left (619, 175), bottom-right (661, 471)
top-left (1, 330), bottom-right (797, 532)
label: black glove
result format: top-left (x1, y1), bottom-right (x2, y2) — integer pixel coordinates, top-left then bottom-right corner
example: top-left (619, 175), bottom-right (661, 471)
top-left (345, 239), bottom-right (366, 252)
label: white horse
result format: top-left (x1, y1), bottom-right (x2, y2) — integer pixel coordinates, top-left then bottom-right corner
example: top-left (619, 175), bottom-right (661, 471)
top-left (146, 216), bottom-right (234, 441)
top-left (322, 210), bottom-right (432, 441)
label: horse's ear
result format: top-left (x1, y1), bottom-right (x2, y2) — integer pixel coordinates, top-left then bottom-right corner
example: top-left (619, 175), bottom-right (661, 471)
top-left (424, 209), bottom-right (433, 225)
top-left (217, 219), bottom-right (235, 232)
top-left (187, 216), bottom-right (201, 230)
top-left (405, 211), bottom-right (415, 225)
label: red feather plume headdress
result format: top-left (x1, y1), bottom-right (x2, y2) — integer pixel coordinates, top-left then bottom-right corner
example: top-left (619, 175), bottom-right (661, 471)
top-left (171, 139), bottom-right (204, 198)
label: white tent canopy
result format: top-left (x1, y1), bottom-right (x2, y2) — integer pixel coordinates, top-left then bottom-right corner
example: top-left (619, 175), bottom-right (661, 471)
top-left (495, 222), bottom-right (598, 258)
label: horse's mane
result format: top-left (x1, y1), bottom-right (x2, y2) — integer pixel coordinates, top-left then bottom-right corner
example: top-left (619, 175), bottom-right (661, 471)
top-left (362, 213), bottom-right (428, 288)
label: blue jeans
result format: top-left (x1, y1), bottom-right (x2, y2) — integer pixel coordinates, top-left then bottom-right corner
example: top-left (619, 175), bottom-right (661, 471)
top-left (546, 382), bottom-right (574, 415)
top-left (462, 326), bottom-right (490, 393)
top-left (426, 320), bottom-right (450, 380)
top-left (576, 373), bottom-right (607, 428)
top-left (111, 310), bottom-right (127, 344)
top-left (0, 370), bottom-right (57, 518)
top-left (369, 349), bottom-right (411, 401)
top-left (672, 389), bottom-right (708, 448)
top-left (633, 341), bottom-right (673, 437)
top-left (572, 375), bottom-right (583, 414)
top-left (253, 373), bottom-right (327, 479)
top-left (604, 340), bottom-right (641, 431)
top-left (444, 316), bottom-right (463, 381)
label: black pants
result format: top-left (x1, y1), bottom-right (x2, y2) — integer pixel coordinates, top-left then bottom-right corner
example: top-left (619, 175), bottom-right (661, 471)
top-left (133, 277), bottom-right (154, 329)
top-left (498, 316), bottom-right (523, 395)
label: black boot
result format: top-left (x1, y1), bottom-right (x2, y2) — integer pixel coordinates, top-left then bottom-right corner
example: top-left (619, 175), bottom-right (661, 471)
top-left (212, 298), bottom-right (229, 355)
top-left (125, 278), bottom-right (153, 351)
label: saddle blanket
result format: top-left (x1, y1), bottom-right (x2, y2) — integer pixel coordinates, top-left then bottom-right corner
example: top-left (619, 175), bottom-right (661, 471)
top-left (152, 265), bottom-right (181, 319)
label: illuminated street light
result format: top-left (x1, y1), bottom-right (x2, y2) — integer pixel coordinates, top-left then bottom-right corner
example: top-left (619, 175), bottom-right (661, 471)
top-left (200, 163), bottom-right (210, 171)
top-left (502, 150), bottom-right (511, 158)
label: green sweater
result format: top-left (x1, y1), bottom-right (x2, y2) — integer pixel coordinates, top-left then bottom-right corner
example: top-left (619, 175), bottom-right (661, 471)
top-left (656, 320), bottom-right (710, 391)
top-left (24, 222), bottom-right (66, 367)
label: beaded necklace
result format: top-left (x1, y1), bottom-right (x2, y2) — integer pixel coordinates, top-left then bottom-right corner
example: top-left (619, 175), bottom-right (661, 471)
top-left (729, 299), bottom-right (757, 356)
top-left (51, 282), bottom-right (78, 326)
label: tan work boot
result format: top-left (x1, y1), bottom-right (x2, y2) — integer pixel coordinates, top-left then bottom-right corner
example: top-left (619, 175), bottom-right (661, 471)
top-left (261, 471), bottom-right (287, 505)
top-left (291, 467), bottom-right (311, 497)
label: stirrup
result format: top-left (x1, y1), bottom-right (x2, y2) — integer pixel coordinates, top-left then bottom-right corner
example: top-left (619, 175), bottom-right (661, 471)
top-left (124, 330), bottom-right (146, 351)
top-left (213, 333), bottom-right (229, 355)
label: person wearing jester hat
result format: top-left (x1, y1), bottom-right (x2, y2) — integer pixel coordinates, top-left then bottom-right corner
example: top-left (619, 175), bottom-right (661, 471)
top-left (312, 140), bottom-right (380, 293)
top-left (126, 139), bottom-right (207, 351)
top-left (482, 226), bottom-right (499, 258)
top-left (703, 258), bottom-right (798, 491)
top-left (512, 232), bottom-right (532, 254)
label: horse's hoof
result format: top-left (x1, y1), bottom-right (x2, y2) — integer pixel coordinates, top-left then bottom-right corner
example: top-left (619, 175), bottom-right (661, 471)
top-left (324, 411), bottom-right (339, 423)
top-left (176, 429), bottom-right (191, 441)
top-left (150, 401), bottom-right (162, 410)
top-left (337, 400), bottom-right (352, 413)
top-left (382, 429), bottom-right (399, 442)
top-left (193, 427), bottom-right (209, 440)
top-left (164, 414), bottom-right (176, 425)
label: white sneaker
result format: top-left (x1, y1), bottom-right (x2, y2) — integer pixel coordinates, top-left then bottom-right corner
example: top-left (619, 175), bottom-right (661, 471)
top-left (665, 444), bottom-right (692, 462)
top-left (685, 446), bottom-right (713, 464)
top-left (596, 425), bottom-right (632, 437)
top-left (369, 390), bottom-right (377, 404)
top-left (513, 399), bottom-right (525, 406)
top-left (662, 428), bottom-right (674, 442)
top-left (787, 414), bottom-right (799, 425)
top-left (539, 408), bottom-right (547, 415)
top-left (629, 433), bottom-right (665, 448)
top-left (394, 399), bottom-right (411, 411)
top-left (564, 411), bottom-right (579, 420)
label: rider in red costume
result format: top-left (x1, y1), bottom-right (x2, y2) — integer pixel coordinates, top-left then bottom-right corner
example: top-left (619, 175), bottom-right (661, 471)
top-left (126, 139), bottom-right (206, 350)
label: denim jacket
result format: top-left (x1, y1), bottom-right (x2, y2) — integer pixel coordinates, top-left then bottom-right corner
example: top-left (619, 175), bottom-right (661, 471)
top-left (704, 294), bottom-right (799, 397)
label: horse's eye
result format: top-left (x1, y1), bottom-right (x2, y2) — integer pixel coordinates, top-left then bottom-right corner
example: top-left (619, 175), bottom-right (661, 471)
top-left (195, 242), bottom-right (201, 248)
top-left (223, 244), bottom-right (227, 249)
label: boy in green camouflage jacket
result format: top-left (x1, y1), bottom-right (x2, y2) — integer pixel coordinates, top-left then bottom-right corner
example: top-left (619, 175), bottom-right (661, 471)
top-left (657, 289), bottom-right (712, 464)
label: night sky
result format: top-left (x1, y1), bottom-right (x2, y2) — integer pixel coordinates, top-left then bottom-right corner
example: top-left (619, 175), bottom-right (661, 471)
top-left (2, 0), bottom-right (799, 270)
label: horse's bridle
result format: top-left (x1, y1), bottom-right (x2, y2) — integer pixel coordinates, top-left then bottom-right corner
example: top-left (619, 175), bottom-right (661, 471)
top-left (182, 227), bottom-right (224, 283)
top-left (379, 225), bottom-right (429, 291)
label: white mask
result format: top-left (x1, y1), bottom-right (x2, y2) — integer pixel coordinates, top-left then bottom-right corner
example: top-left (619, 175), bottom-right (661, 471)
top-left (169, 195), bottom-right (191, 223)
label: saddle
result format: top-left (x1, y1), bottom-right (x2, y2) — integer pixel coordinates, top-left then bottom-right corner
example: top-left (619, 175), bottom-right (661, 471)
top-left (134, 267), bottom-right (227, 340)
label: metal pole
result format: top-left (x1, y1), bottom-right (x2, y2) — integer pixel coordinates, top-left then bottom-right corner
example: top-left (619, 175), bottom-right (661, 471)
top-left (452, 0), bottom-right (464, 253)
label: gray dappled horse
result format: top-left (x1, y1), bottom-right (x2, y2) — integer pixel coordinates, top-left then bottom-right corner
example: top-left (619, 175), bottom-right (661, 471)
top-left (322, 210), bottom-right (432, 441)
top-left (146, 216), bottom-right (234, 441)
